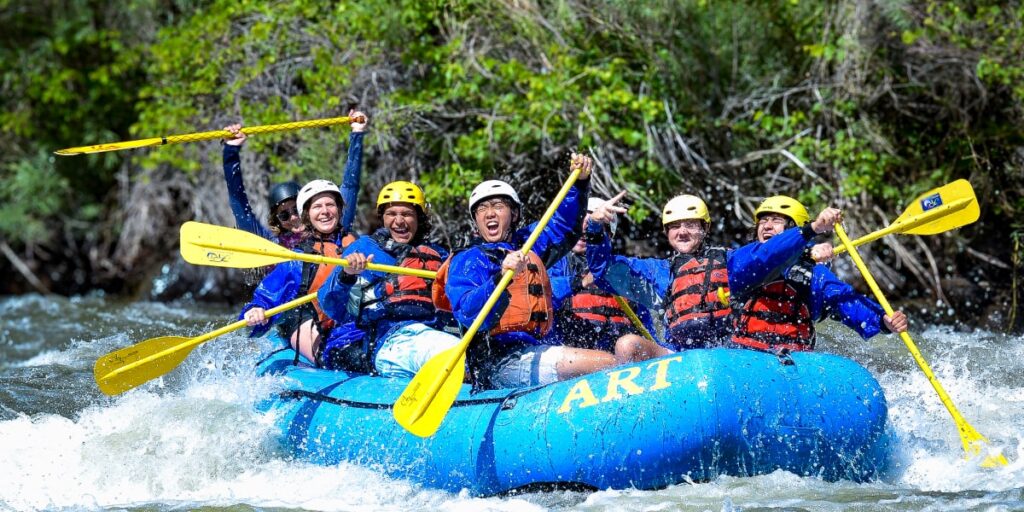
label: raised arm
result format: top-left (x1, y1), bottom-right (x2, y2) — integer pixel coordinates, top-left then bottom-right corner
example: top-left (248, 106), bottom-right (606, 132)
top-left (222, 124), bottom-right (274, 240)
top-left (339, 110), bottom-right (367, 231)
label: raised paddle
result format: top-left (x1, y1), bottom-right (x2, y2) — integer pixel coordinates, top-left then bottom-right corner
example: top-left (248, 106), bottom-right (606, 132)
top-left (833, 179), bottom-right (978, 255)
top-left (393, 167), bottom-right (585, 438)
top-left (56, 115), bottom-right (365, 156)
top-left (718, 179), bottom-right (980, 305)
top-left (180, 221), bottom-right (436, 279)
top-left (94, 292), bottom-right (317, 396)
top-left (835, 223), bottom-right (1007, 467)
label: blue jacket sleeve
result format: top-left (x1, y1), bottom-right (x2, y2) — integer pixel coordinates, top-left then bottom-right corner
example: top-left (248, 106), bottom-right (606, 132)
top-left (238, 260), bottom-right (302, 336)
top-left (585, 223), bottom-right (669, 311)
top-left (339, 132), bottom-right (364, 231)
top-left (728, 226), bottom-right (815, 300)
top-left (222, 144), bottom-right (275, 240)
top-left (518, 178), bottom-right (589, 268)
top-left (548, 256), bottom-right (575, 312)
top-left (446, 248), bottom-right (509, 331)
top-left (811, 265), bottom-right (887, 339)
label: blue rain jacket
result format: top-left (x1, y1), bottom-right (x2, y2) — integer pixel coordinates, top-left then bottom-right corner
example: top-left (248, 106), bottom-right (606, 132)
top-left (444, 179), bottom-right (589, 349)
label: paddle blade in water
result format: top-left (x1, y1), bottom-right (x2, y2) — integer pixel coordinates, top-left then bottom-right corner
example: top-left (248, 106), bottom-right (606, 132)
top-left (180, 221), bottom-right (290, 268)
top-left (897, 179), bottom-right (978, 235)
top-left (393, 347), bottom-right (467, 438)
top-left (94, 336), bottom-right (195, 395)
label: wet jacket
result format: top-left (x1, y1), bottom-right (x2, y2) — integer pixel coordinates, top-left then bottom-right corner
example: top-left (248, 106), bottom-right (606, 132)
top-left (728, 225), bottom-right (888, 347)
top-left (239, 229), bottom-right (363, 350)
top-left (317, 229), bottom-right (451, 354)
top-left (443, 179), bottom-right (589, 352)
top-left (221, 132), bottom-right (364, 246)
top-left (549, 251), bottom-right (657, 351)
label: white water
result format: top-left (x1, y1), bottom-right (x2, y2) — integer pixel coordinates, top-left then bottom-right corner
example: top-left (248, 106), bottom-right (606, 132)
top-left (1, 295), bottom-right (1023, 511)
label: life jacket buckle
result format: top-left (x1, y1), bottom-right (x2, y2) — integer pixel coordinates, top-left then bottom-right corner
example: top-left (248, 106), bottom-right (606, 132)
top-left (776, 347), bottom-right (795, 366)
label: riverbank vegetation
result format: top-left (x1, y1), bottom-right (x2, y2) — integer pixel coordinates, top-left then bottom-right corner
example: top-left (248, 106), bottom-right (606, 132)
top-left (2, 0), bottom-right (1021, 330)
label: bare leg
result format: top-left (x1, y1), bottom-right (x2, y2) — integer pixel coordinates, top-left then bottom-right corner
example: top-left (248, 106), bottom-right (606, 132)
top-left (289, 319), bottom-right (323, 363)
top-left (613, 334), bottom-right (672, 363)
top-left (555, 347), bottom-right (618, 380)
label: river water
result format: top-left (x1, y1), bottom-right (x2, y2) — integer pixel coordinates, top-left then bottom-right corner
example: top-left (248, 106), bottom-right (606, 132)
top-left (1, 292), bottom-right (1022, 511)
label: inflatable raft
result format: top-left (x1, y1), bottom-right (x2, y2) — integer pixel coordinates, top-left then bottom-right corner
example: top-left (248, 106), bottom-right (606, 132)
top-left (255, 346), bottom-right (890, 494)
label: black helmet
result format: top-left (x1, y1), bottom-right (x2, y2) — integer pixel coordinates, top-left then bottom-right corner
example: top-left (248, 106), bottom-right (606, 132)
top-left (268, 181), bottom-right (301, 210)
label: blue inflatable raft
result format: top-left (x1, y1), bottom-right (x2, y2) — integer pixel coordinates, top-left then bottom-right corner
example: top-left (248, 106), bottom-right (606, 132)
top-left (255, 346), bottom-right (890, 494)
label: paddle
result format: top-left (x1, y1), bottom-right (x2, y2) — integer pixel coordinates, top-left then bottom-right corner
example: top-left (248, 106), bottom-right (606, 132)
top-left (832, 179), bottom-right (978, 255)
top-left (718, 179), bottom-right (979, 305)
top-left (393, 167), bottom-right (585, 438)
top-left (180, 221), bottom-right (436, 279)
top-left (613, 296), bottom-right (656, 342)
top-left (94, 292), bottom-right (317, 396)
top-left (56, 115), bottom-right (365, 156)
top-left (835, 223), bottom-right (1007, 467)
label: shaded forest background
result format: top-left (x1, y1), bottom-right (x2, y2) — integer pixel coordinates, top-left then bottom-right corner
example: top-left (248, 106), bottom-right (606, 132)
top-left (1, 0), bottom-right (1021, 331)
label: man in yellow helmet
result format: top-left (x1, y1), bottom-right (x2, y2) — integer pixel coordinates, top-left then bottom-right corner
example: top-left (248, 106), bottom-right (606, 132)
top-left (729, 196), bottom-right (908, 352)
top-left (584, 194), bottom-right (735, 350)
top-left (317, 181), bottom-right (461, 376)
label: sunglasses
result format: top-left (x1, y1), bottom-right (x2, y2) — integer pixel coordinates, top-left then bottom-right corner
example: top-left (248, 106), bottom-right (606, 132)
top-left (275, 208), bottom-right (299, 223)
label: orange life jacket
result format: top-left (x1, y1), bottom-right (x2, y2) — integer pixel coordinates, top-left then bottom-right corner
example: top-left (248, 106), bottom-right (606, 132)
top-left (664, 247), bottom-right (731, 333)
top-left (731, 258), bottom-right (815, 352)
top-left (433, 247), bottom-right (554, 337)
top-left (294, 231), bottom-right (358, 333)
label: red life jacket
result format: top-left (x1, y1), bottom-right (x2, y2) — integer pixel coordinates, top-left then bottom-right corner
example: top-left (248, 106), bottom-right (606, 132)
top-left (432, 247), bottom-right (554, 337)
top-left (731, 258), bottom-right (815, 352)
top-left (566, 286), bottom-right (633, 330)
top-left (664, 247), bottom-right (731, 333)
top-left (356, 233), bottom-right (444, 325)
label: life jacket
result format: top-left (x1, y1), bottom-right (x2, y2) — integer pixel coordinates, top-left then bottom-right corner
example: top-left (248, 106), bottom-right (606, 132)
top-left (663, 247), bottom-right (732, 344)
top-left (282, 230), bottom-right (358, 337)
top-left (352, 232), bottom-right (444, 327)
top-left (556, 255), bottom-right (635, 348)
top-left (432, 246), bottom-right (554, 338)
top-left (731, 258), bottom-right (816, 352)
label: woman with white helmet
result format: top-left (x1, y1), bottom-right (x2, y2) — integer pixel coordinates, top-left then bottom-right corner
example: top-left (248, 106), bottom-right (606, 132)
top-left (240, 179), bottom-right (361, 365)
top-left (433, 154), bottom-right (625, 389)
top-left (728, 196), bottom-right (908, 352)
top-left (548, 194), bottom-right (665, 360)
top-left (220, 110), bottom-right (367, 249)
top-left (315, 181), bottom-right (462, 376)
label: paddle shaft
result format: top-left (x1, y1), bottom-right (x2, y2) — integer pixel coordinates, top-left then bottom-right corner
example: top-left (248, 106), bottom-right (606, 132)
top-left (833, 197), bottom-right (974, 255)
top-left (834, 224), bottom-right (1004, 465)
top-left (100, 293), bottom-right (316, 382)
top-left (613, 296), bottom-right (656, 342)
top-left (188, 239), bottom-right (436, 279)
top-left (400, 168), bottom-right (584, 426)
top-left (56, 115), bottom-right (364, 155)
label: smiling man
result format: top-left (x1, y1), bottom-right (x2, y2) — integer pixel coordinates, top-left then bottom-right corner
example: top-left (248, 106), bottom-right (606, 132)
top-left (728, 195), bottom-right (909, 353)
top-left (316, 181), bottom-right (461, 377)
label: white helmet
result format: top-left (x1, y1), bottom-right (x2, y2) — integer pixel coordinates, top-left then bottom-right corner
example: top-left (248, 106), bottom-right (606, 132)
top-left (587, 196), bottom-right (619, 236)
top-left (469, 180), bottom-right (521, 215)
top-left (297, 179), bottom-right (342, 216)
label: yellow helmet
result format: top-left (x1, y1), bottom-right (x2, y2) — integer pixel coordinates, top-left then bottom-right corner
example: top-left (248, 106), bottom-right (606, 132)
top-left (662, 195), bottom-right (711, 225)
top-left (377, 181), bottom-right (426, 211)
top-left (753, 195), bottom-right (809, 227)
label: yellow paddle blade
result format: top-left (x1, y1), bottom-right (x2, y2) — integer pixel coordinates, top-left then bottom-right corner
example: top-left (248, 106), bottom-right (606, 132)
top-left (180, 221), bottom-right (293, 268)
top-left (94, 336), bottom-right (194, 395)
top-left (896, 179), bottom-right (979, 235)
top-left (393, 346), bottom-right (468, 437)
top-left (55, 137), bottom-right (169, 156)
